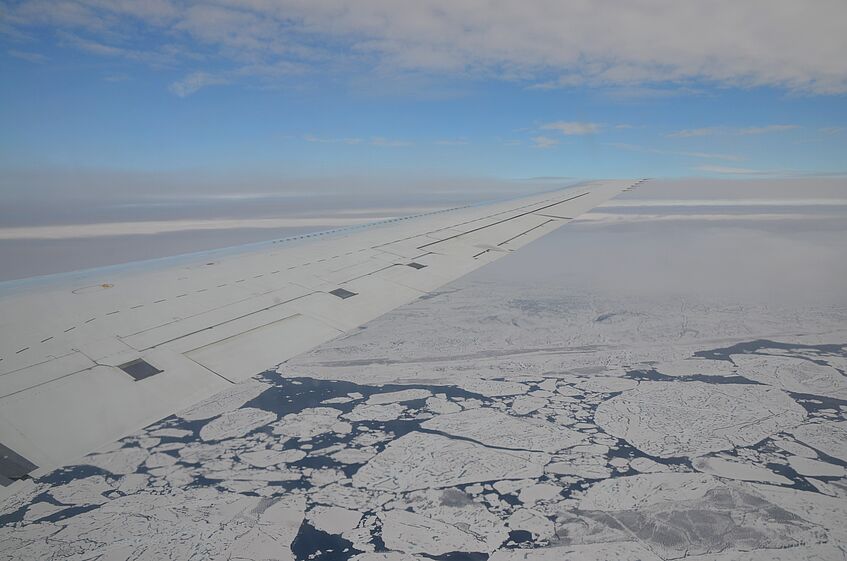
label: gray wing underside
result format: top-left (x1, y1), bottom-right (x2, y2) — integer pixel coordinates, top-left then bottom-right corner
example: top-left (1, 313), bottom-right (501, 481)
top-left (0, 179), bottom-right (641, 482)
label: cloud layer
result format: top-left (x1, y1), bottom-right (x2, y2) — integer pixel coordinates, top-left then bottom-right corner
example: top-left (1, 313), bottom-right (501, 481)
top-left (4, 1), bottom-right (846, 95)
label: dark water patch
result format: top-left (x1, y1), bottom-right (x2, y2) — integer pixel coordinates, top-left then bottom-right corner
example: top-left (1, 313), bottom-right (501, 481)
top-left (38, 464), bottom-right (114, 487)
top-left (402, 398), bottom-right (431, 411)
top-left (137, 416), bottom-right (207, 441)
top-left (626, 369), bottom-right (676, 382)
top-left (811, 449), bottom-right (847, 468)
top-left (626, 368), bottom-right (759, 385)
top-left (296, 455), bottom-right (340, 471)
top-left (37, 503), bottom-right (101, 523)
top-left (364, 419), bottom-right (425, 449)
top-left (506, 529), bottom-right (534, 544)
top-left (694, 340), bottom-right (847, 363)
top-left (461, 480), bottom-right (524, 506)
top-left (499, 493), bottom-right (522, 506)
top-left (768, 435), bottom-right (847, 469)
top-left (247, 375), bottom-right (366, 417)
top-left (265, 478), bottom-right (312, 492)
top-left (291, 520), bottom-right (361, 561)
top-left (556, 481), bottom-right (590, 501)
top-left (608, 440), bottom-right (692, 470)
top-left (247, 372), bottom-right (488, 419)
top-left (31, 490), bottom-right (67, 506)
top-left (133, 415), bottom-right (205, 444)
top-left (722, 441), bottom-right (821, 492)
top-left (1, 498), bottom-right (103, 527)
top-left (788, 392), bottom-right (847, 414)
top-left (0, 504), bottom-right (30, 526)
top-left (763, 462), bottom-right (820, 492)
top-left (422, 552), bottom-right (488, 561)
top-left (0, 489), bottom-right (73, 526)
top-left (684, 375), bottom-right (759, 385)
top-left (185, 472), bottom-right (311, 493)
top-left (360, 510), bottom-right (387, 552)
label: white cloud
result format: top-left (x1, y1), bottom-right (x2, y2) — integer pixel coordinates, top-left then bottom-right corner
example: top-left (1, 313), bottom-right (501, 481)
top-left (577, 211), bottom-right (842, 224)
top-left (0, 216), bottom-right (390, 240)
top-left (695, 165), bottom-right (763, 175)
top-left (737, 125), bottom-right (799, 135)
top-left (7, 49), bottom-right (48, 63)
top-left (303, 135), bottom-right (411, 147)
top-left (604, 198), bottom-right (847, 208)
top-left (531, 135), bottom-right (560, 149)
top-left (681, 151), bottom-right (741, 161)
top-left (168, 71), bottom-right (228, 97)
top-left (304, 135), bottom-right (364, 145)
top-left (608, 142), bottom-right (743, 162)
top-left (694, 165), bottom-right (847, 178)
top-left (4, 1), bottom-right (847, 94)
top-left (541, 121), bottom-right (601, 135)
top-left (668, 128), bottom-right (717, 138)
top-left (669, 125), bottom-right (798, 138)
top-left (369, 137), bottom-right (412, 147)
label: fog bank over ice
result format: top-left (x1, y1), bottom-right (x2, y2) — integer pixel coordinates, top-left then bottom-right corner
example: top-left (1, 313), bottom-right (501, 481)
top-left (1, 177), bottom-right (845, 294)
top-left (479, 179), bottom-right (847, 306)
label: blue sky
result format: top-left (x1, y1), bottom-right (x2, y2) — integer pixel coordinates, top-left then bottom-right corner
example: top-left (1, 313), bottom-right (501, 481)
top-left (2, 1), bottom-right (846, 191)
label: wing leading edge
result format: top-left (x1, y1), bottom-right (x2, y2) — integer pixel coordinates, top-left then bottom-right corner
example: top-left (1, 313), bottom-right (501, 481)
top-left (0, 179), bottom-right (643, 486)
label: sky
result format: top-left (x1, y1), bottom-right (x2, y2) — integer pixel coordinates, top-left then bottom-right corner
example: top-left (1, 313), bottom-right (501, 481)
top-left (1, 0), bottom-right (846, 195)
top-left (1, 2), bottom-right (846, 281)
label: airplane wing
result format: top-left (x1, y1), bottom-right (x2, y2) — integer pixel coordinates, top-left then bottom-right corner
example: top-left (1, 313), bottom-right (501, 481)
top-left (0, 179), bottom-right (641, 484)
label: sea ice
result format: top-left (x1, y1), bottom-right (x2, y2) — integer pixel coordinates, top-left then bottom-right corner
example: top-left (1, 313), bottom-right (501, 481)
top-left (595, 381), bottom-right (806, 457)
top-left (380, 508), bottom-right (488, 555)
top-left (273, 407), bottom-right (351, 439)
top-left (733, 355), bottom-right (847, 399)
top-left (199, 407), bottom-right (276, 442)
top-left (692, 456), bottom-right (791, 484)
top-left (352, 432), bottom-right (549, 492)
top-left (421, 407), bottom-right (583, 452)
top-left (366, 388), bottom-right (432, 404)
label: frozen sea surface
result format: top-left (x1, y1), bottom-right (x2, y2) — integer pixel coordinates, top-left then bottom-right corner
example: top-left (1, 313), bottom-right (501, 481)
top-left (1, 277), bottom-right (846, 561)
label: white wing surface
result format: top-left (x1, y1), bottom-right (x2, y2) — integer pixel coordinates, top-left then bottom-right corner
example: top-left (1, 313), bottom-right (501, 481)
top-left (0, 179), bottom-right (640, 482)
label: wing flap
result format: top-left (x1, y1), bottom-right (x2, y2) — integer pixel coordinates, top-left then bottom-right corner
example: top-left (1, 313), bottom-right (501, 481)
top-left (0, 348), bottom-right (231, 469)
top-left (185, 313), bottom-right (342, 383)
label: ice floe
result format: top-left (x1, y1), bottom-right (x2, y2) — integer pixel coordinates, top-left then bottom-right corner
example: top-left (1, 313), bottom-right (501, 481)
top-left (653, 358), bottom-right (737, 377)
top-left (352, 432), bottom-right (549, 492)
top-left (421, 407), bottom-right (583, 452)
top-left (595, 381), bottom-right (806, 457)
top-left (788, 456), bottom-right (847, 477)
top-left (199, 407), bottom-right (277, 442)
top-left (580, 474), bottom-right (826, 559)
top-left (273, 407), bottom-right (351, 439)
top-left (366, 388), bottom-right (431, 405)
top-left (511, 395), bottom-right (547, 415)
top-left (789, 421), bottom-right (847, 462)
top-left (693, 456), bottom-right (791, 484)
top-left (734, 354), bottom-right (847, 399)
top-left (344, 403), bottom-right (406, 422)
